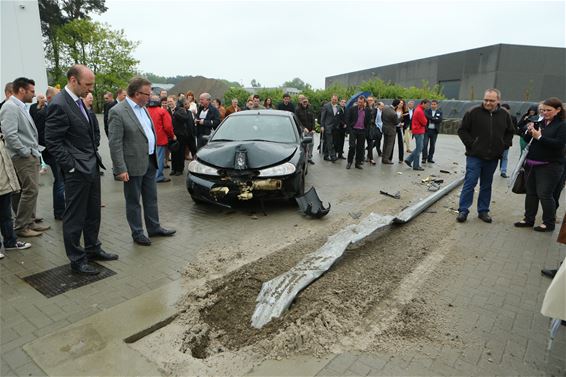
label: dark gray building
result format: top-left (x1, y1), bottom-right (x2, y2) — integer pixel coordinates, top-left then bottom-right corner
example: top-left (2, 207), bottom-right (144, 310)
top-left (325, 44), bottom-right (566, 101)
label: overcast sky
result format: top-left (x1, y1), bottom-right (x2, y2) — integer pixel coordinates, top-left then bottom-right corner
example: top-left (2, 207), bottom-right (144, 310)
top-left (93, 0), bottom-right (565, 89)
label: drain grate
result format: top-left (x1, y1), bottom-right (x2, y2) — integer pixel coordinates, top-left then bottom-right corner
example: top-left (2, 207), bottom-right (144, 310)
top-left (22, 263), bottom-right (116, 298)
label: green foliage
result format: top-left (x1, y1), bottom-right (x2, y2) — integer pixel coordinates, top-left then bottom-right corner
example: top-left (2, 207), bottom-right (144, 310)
top-left (52, 19), bottom-right (139, 112)
top-left (223, 87), bottom-right (251, 107)
top-left (282, 77), bottom-right (311, 91)
top-left (357, 78), bottom-right (444, 100)
top-left (256, 88), bottom-right (285, 105)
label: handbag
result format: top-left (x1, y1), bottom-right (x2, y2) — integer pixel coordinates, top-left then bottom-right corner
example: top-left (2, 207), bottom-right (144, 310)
top-left (511, 168), bottom-right (526, 194)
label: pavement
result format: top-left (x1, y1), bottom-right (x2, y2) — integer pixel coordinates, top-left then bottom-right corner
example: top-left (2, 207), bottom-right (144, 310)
top-left (1, 122), bottom-right (565, 376)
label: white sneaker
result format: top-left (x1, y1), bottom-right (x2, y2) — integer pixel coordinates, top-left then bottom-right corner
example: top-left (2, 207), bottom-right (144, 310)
top-left (0, 252), bottom-right (4, 259)
top-left (5, 241), bottom-right (32, 251)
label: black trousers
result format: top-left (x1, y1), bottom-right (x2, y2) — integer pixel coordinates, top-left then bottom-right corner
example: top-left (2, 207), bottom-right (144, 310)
top-left (422, 130), bottom-right (438, 161)
top-left (172, 134), bottom-right (195, 173)
top-left (323, 130), bottom-right (336, 159)
top-left (389, 127), bottom-right (404, 162)
top-left (348, 129), bottom-right (366, 164)
top-left (524, 162), bottom-right (564, 227)
top-left (62, 170), bottom-right (101, 266)
top-left (334, 128), bottom-right (347, 157)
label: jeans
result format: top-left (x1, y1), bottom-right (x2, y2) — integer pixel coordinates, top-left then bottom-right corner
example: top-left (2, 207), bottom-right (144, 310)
top-left (524, 162), bottom-right (563, 227)
top-left (422, 130), bottom-right (438, 162)
top-left (44, 153), bottom-right (65, 218)
top-left (405, 134), bottom-right (424, 169)
top-left (0, 193), bottom-right (17, 248)
top-left (458, 156), bottom-right (498, 215)
top-left (156, 145), bottom-right (167, 181)
top-left (499, 148), bottom-right (509, 174)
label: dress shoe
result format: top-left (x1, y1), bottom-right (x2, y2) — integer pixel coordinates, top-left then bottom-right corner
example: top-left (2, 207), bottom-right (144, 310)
top-left (174, 171), bottom-right (184, 176)
top-left (355, 164), bottom-right (363, 169)
top-left (87, 249), bottom-right (119, 261)
top-left (427, 160), bottom-right (435, 164)
top-left (339, 155), bottom-right (346, 160)
top-left (382, 160), bottom-right (394, 165)
top-left (71, 263), bottom-right (100, 275)
top-left (323, 156), bottom-right (331, 161)
top-left (413, 167), bottom-right (425, 171)
top-left (346, 162), bottom-right (352, 169)
top-left (148, 228), bottom-right (176, 237)
top-left (133, 235), bottom-right (152, 246)
top-left (308, 160), bottom-right (315, 165)
top-left (534, 224), bottom-right (554, 232)
top-left (514, 220), bottom-right (534, 228)
top-left (456, 212), bottom-right (468, 223)
top-left (500, 173), bottom-right (508, 178)
top-left (541, 268), bottom-right (558, 279)
top-left (478, 212), bottom-right (492, 223)
top-left (157, 178), bottom-right (171, 183)
top-left (404, 159), bottom-right (411, 168)
top-left (16, 227), bottom-right (43, 237)
top-left (369, 160), bottom-right (376, 165)
top-left (421, 160), bottom-right (427, 164)
top-left (33, 217), bottom-right (44, 223)
top-left (30, 223), bottom-right (50, 232)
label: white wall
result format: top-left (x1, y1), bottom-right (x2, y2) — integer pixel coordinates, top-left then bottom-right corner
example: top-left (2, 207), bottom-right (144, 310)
top-left (1, 0), bottom-right (48, 99)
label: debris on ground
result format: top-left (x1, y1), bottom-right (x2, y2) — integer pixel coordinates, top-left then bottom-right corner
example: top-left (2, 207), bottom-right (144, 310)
top-left (295, 187), bottom-right (331, 218)
top-left (380, 190), bottom-right (401, 199)
top-left (440, 170), bottom-right (451, 174)
top-left (349, 212), bottom-right (362, 219)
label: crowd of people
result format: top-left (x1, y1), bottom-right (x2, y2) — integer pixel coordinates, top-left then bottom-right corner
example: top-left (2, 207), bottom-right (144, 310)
top-left (0, 67), bottom-right (565, 280)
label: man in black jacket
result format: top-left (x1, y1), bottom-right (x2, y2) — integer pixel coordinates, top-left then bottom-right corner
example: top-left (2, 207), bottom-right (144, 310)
top-left (456, 89), bottom-right (515, 223)
top-left (277, 93), bottom-right (295, 112)
top-left (346, 96), bottom-right (371, 169)
top-left (295, 97), bottom-right (315, 164)
top-left (102, 91), bottom-right (117, 137)
top-left (195, 93), bottom-right (220, 149)
top-left (422, 99), bottom-right (443, 163)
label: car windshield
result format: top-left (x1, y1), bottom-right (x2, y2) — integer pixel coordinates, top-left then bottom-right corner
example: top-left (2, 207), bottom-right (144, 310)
top-left (211, 114), bottom-right (297, 143)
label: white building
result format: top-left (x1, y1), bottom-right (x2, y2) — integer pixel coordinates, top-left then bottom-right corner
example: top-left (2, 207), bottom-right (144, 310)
top-left (1, 0), bottom-right (48, 98)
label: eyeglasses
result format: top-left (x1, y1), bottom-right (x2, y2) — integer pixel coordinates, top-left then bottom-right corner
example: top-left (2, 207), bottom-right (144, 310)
top-left (137, 91), bottom-right (151, 97)
top-left (483, 99), bottom-right (497, 103)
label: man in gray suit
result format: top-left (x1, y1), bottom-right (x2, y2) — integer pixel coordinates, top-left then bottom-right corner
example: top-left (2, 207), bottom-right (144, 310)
top-left (320, 94), bottom-right (340, 162)
top-left (381, 99), bottom-right (400, 165)
top-left (0, 77), bottom-right (50, 237)
top-left (108, 77), bottom-right (175, 246)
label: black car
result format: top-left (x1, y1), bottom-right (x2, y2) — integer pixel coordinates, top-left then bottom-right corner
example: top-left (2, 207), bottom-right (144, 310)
top-left (187, 110), bottom-right (312, 206)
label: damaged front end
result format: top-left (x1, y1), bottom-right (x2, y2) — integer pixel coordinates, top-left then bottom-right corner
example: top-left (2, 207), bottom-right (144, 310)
top-left (209, 178), bottom-right (284, 201)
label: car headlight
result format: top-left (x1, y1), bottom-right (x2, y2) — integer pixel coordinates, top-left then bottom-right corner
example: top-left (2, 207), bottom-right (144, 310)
top-left (188, 160), bottom-right (219, 176)
top-left (258, 162), bottom-right (296, 177)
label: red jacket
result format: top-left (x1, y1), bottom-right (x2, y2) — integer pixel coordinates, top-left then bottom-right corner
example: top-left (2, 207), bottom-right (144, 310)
top-left (147, 106), bottom-right (174, 146)
top-left (411, 104), bottom-right (428, 135)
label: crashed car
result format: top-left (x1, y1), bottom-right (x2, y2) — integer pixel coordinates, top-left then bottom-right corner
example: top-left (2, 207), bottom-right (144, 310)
top-left (187, 110), bottom-right (312, 206)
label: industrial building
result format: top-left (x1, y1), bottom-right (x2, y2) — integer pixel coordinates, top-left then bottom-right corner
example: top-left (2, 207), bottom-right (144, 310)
top-left (325, 44), bottom-right (566, 102)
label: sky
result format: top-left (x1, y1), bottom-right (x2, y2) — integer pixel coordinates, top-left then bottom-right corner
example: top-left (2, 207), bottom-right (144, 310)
top-left (93, 0), bottom-right (566, 89)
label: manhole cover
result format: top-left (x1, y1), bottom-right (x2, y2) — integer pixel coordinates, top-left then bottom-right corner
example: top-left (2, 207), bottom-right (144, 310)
top-left (22, 263), bottom-right (116, 298)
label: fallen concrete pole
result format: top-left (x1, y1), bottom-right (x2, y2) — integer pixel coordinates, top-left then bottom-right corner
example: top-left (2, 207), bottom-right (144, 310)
top-left (251, 175), bottom-right (464, 329)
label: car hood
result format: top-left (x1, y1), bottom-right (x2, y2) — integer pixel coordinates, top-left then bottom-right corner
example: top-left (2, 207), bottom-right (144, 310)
top-left (198, 141), bottom-right (298, 169)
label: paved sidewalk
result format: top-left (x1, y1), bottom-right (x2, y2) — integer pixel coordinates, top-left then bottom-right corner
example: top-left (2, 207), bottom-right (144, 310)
top-left (1, 127), bottom-right (564, 376)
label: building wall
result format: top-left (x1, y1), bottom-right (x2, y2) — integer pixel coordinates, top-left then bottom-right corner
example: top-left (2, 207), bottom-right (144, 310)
top-left (325, 44), bottom-right (566, 102)
top-left (1, 0), bottom-right (48, 98)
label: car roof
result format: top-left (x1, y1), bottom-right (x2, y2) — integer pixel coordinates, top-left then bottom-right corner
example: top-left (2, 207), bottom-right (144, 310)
top-left (228, 110), bottom-right (294, 118)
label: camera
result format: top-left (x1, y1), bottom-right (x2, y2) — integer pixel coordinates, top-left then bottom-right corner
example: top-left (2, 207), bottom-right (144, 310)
top-left (527, 115), bottom-right (542, 130)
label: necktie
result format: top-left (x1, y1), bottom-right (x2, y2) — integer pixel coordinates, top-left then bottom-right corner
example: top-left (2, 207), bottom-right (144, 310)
top-left (76, 99), bottom-right (89, 121)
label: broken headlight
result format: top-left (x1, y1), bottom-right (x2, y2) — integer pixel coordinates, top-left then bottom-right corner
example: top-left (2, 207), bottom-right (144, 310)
top-left (258, 162), bottom-right (296, 177)
top-left (188, 160), bottom-right (220, 176)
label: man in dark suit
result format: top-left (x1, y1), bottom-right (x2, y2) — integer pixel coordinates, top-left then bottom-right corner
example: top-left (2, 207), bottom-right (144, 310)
top-left (422, 99), bottom-right (443, 163)
top-left (195, 93), bottom-right (220, 150)
top-left (346, 96), bottom-right (371, 169)
top-left (45, 65), bottom-right (117, 275)
top-left (320, 94), bottom-right (341, 162)
top-left (108, 77), bottom-right (176, 246)
top-left (102, 91), bottom-right (117, 137)
top-left (381, 100), bottom-right (400, 165)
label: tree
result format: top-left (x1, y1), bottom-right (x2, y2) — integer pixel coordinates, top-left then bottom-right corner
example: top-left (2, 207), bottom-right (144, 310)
top-left (223, 87), bottom-right (250, 107)
top-left (282, 77), bottom-right (310, 91)
top-left (250, 79), bottom-right (261, 88)
top-left (39, 0), bottom-right (108, 84)
top-left (55, 19), bottom-right (139, 111)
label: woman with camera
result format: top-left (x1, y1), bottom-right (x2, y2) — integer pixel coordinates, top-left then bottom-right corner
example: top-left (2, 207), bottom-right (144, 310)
top-left (514, 97), bottom-right (566, 231)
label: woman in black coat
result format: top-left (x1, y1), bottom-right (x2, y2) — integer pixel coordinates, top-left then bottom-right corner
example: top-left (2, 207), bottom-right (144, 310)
top-left (515, 97), bottom-right (566, 231)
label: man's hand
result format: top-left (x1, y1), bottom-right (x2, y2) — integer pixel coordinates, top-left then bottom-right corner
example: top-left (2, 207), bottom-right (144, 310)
top-left (116, 172), bottom-right (129, 182)
top-left (320, 127), bottom-right (324, 134)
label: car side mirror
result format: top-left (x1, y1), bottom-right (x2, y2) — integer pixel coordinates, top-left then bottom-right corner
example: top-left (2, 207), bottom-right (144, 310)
top-left (302, 136), bottom-right (313, 145)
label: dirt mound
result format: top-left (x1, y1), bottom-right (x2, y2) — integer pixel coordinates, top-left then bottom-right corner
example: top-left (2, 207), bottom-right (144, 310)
top-left (175, 198), bottom-right (458, 360)
top-left (170, 76), bottom-right (230, 99)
